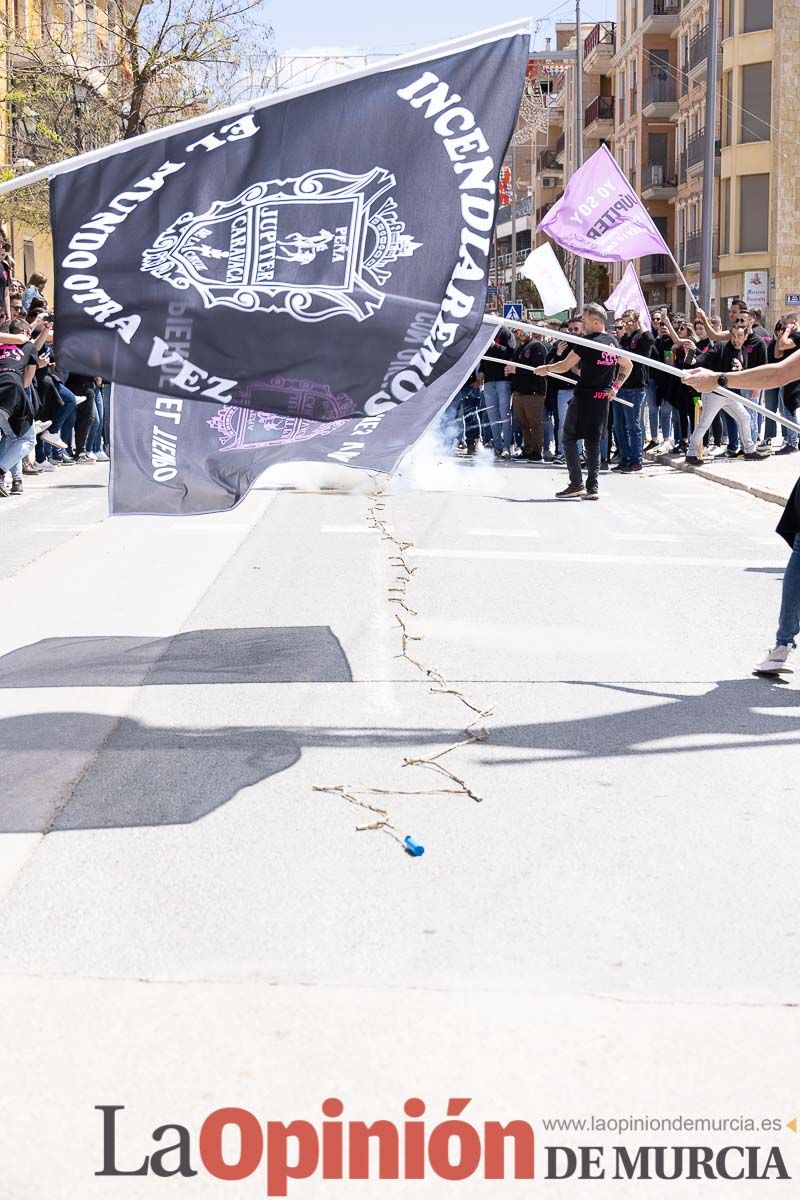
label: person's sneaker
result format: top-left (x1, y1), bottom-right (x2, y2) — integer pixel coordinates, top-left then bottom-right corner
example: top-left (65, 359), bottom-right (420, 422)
top-left (556, 483), bottom-right (586, 499)
top-left (754, 645), bottom-right (793, 675)
top-left (39, 459), bottom-right (56, 472)
top-left (744, 449), bottom-right (770, 461)
top-left (630, 464), bottom-right (643, 473)
top-left (85, 451), bottom-right (97, 461)
top-left (33, 419), bottom-right (52, 434)
top-left (21, 459), bottom-right (41, 475)
top-left (685, 454), bottom-right (703, 465)
top-left (582, 485), bottom-right (599, 501)
top-left (531, 452), bottom-right (543, 462)
top-left (669, 444), bottom-right (684, 455)
top-left (600, 458), bottom-right (609, 472)
top-left (10, 478), bottom-right (22, 495)
top-left (0, 480), bottom-right (9, 498)
top-left (644, 439), bottom-right (658, 452)
top-left (94, 450), bottom-right (110, 462)
top-left (726, 448), bottom-right (744, 458)
top-left (59, 454), bottom-right (76, 465)
top-left (775, 444), bottom-right (798, 456)
top-left (41, 430), bottom-right (68, 449)
top-left (76, 452), bottom-right (95, 464)
top-left (543, 450), bottom-right (554, 462)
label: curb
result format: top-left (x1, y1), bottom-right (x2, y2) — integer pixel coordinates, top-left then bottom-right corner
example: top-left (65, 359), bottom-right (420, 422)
top-left (653, 453), bottom-right (790, 509)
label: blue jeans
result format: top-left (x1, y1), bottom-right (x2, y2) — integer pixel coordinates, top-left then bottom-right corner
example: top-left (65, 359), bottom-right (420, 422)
top-left (88, 386), bottom-right (105, 453)
top-left (556, 388), bottom-right (583, 457)
top-left (613, 387), bottom-right (646, 467)
top-left (0, 424), bottom-right (35, 477)
top-left (777, 533), bottom-right (800, 647)
top-left (483, 379), bottom-right (512, 453)
top-left (781, 395), bottom-right (798, 449)
top-left (723, 412), bottom-right (740, 453)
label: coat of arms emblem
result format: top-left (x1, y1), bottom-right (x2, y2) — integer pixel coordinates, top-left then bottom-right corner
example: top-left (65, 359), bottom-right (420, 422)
top-left (141, 168), bottom-right (422, 322)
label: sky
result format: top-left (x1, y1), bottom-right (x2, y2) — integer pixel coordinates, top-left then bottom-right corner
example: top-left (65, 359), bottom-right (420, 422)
top-left (263, 0), bottom-right (615, 68)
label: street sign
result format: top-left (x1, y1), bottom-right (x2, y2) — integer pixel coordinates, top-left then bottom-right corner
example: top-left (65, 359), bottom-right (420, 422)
top-left (503, 302), bottom-right (523, 320)
top-left (786, 294), bottom-right (800, 306)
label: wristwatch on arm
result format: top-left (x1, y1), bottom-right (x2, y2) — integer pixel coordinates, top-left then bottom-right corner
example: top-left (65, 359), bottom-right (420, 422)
top-left (717, 374), bottom-right (728, 388)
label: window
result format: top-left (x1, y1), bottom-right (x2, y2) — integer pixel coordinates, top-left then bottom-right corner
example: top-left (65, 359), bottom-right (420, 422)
top-left (720, 178), bottom-right (730, 254)
top-left (738, 174), bottom-right (769, 252)
top-left (721, 71), bottom-right (732, 146)
top-left (743, 0), bottom-right (772, 31)
top-left (727, 0), bottom-right (736, 36)
top-left (740, 62), bottom-right (771, 142)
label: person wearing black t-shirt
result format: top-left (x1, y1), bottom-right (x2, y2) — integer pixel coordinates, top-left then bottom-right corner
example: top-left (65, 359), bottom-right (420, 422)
top-left (534, 302), bottom-right (632, 500)
top-left (770, 315), bottom-right (800, 454)
top-left (613, 308), bottom-right (655, 472)
top-left (506, 332), bottom-right (547, 460)
top-left (684, 326), bottom-right (769, 463)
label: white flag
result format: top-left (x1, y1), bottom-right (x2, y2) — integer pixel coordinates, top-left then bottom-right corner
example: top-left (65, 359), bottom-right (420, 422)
top-left (520, 242), bottom-right (577, 316)
top-left (604, 263), bottom-right (652, 330)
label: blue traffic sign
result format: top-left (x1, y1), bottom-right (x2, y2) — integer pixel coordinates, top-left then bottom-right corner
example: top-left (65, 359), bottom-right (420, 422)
top-left (503, 302), bottom-right (523, 320)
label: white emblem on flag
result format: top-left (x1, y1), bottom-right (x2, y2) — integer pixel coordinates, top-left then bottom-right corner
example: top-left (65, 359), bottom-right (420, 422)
top-left (141, 168), bottom-right (422, 322)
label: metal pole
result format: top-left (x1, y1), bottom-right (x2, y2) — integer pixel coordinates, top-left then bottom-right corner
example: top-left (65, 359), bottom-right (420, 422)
top-left (575, 0), bottom-right (584, 309)
top-left (511, 140), bottom-right (517, 304)
top-left (699, 0), bottom-right (720, 312)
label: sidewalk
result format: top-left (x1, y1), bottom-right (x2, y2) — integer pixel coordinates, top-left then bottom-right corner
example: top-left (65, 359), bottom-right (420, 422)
top-left (654, 447), bottom-right (800, 508)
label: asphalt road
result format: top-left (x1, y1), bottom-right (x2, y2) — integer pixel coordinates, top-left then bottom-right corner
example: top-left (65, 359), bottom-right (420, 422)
top-left (1, 453), bottom-right (799, 1197)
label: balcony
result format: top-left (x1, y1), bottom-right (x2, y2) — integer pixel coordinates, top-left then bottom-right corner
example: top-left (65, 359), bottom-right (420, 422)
top-left (583, 21), bottom-right (615, 70)
top-left (642, 72), bottom-right (678, 117)
top-left (686, 129), bottom-right (721, 176)
top-left (641, 161), bottom-right (677, 198)
top-left (641, 0), bottom-right (680, 32)
top-left (536, 148), bottom-right (563, 173)
top-left (495, 195), bottom-right (533, 227)
top-left (640, 254), bottom-right (676, 283)
top-left (688, 26), bottom-right (710, 77)
top-left (584, 95), bottom-right (615, 136)
top-left (682, 229), bottom-right (719, 270)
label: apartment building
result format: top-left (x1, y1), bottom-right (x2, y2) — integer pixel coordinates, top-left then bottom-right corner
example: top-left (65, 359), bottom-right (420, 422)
top-left (611, 0), bottom-right (787, 321)
top-left (529, 24), bottom-right (617, 292)
top-left (611, 0), bottom-right (683, 309)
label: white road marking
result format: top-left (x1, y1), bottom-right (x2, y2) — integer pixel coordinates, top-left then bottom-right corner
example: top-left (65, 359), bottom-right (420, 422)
top-left (31, 524), bottom-right (98, 532)
top-left (168, 522), bottom-right (252, 531)
top-left (467, 528), bottom-right (541, 538)
top-left (611, 533), bottom-right (682, 543)
top-left (410, 548), bottom-right (783, 568)
top-left (321, 525), bottom-right (384, 534)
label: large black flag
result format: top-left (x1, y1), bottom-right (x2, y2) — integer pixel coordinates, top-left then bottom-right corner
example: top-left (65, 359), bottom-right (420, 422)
top-left (51, 23), bottom-right (529, 423)
top-left (109, 323), bottom-right (496, 515)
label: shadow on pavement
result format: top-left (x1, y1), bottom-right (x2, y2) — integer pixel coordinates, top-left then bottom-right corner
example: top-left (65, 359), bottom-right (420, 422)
top-left (0, 627), bottom-right (352, 688)
top-left (2, 679), bottom-right (798, 833)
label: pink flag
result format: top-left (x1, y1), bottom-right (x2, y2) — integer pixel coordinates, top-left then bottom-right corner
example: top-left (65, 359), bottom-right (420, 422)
top-left (537, 145), bottom-right (671, 263)
top-left (605, 263), bottom-right (652, 330)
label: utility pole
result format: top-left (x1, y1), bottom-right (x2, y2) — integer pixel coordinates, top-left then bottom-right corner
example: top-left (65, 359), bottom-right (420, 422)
top-left (511, 140), bottom-right (517, 303)
top-left (575, 0), bottom-right (585, 309)
top-left (699, 0), bottom-right (719, 312)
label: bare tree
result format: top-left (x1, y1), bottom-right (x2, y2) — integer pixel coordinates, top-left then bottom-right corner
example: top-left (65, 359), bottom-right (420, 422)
top-left (1, 0), bottom-right (273, 229)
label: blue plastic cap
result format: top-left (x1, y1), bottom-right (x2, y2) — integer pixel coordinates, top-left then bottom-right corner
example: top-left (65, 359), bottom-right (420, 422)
top-left (404, 836), bottom-right (425, 857)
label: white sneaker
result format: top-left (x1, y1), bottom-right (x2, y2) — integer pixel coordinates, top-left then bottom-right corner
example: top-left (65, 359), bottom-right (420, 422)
top-left (41, 431), bottom-right (68, 449)
top-left (94, 451), bottom-right (109, 462)
top-left (85, 452), bottom-right (97, 461)
top-left (754, 645), bottom-right (793, 675)
top-left (34, 419), bottom-right (52, 434)
top-left (39, 459), bottom-right (56, 471)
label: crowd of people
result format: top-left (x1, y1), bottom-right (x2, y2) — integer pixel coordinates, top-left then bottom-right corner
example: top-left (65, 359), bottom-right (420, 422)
top-left (0, 237), bottom-right (109, 499)
top-left (445, 299), bottom-right (800, 496)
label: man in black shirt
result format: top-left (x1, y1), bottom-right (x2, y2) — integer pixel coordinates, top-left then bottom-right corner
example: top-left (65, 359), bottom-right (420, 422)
top-left (613, 308), bottom-right (655, 473)
top-left (534, 302), bottom-right (632, 500)
top-left (506, 331), bottom-right (548, 460)
top-left (684, 325), bottom-right (769, 463)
